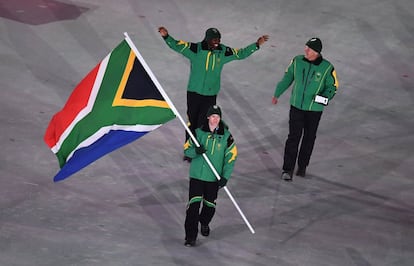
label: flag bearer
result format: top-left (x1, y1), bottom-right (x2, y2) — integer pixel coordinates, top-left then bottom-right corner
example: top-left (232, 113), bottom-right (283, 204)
top-left (183, 105), bottom-right (237, 247)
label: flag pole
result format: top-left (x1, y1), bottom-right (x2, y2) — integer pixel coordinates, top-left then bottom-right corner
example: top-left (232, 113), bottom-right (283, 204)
top-left (124, 32), bottom-right (255, 234)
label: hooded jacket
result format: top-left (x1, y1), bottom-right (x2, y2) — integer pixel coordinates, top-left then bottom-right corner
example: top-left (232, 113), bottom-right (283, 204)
top-left (274, 55), bottom-right (339, 111)
top-left (184, 120), bottom-right (237, 182)
top-left (163, 34), bottom-right (259, 96)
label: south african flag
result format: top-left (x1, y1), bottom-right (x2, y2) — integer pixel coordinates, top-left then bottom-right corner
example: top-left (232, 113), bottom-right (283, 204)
top-left (44, 37), bottom-right (176, 182)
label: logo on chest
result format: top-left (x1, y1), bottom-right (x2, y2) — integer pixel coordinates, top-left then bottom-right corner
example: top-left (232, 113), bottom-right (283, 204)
top-left (314, 72), bottom-right (322, 82)
top-left (208, 134), bottom-right (223, 150)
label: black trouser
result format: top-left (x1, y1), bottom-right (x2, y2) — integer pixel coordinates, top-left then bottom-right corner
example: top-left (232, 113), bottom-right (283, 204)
top-left (184, 178), bottom-right (219, 241)
top-left (186, 91), bottom-right (217, 141)
top-left (282, 106), bottom-right (322, 172)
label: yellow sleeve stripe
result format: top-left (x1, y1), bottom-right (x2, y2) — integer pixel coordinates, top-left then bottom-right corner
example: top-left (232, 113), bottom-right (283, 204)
top-left (226, 145), bottom-right (238, 163)
top-left (332, 70), bottom-right (339, 88)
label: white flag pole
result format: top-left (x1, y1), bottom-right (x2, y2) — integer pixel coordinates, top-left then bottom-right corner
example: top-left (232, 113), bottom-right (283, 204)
top-left (124, 32), bottom-right (255, 234)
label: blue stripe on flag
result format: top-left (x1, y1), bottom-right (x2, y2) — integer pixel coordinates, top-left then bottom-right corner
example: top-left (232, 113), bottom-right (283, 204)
top-left (54, 130), bottom-right (148, 182)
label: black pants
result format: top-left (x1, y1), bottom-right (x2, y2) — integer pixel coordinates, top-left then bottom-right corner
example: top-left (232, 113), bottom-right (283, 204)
top-left (283, 106), bottom-right (323, 172)
top-left (184, 178), bottom-right (219, 241)
top-left (186, 91), bottom-right (217, 141)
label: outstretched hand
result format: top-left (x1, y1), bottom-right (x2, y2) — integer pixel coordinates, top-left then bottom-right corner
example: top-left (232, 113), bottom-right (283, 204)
top-left (158, 26), bottom-right (168, 37)
top-left (256, 35), bottom-right (269, 46)
top-left (272, 96), bottom-right (278, 105)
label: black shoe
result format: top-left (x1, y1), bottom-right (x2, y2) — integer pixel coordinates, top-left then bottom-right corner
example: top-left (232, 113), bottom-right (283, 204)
top-left (281, 171), bottom-right (293, 182)
top-left (296, 167), bottom-right (306, 177)
top-left (200, 225), bottom-right (210, 237)
top-left (183, 156), bottom-right (192, 163)
top-left (184, 239), bottom-right (196, 247)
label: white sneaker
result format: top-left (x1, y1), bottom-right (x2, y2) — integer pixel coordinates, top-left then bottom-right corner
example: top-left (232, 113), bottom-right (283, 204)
top-left (281, 171), bottom-right (293, 181)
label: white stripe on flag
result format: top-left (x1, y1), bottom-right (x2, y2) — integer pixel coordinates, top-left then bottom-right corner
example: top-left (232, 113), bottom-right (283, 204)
top-left (51, 55), bottom-right (110, 154)
top-left (65, 124), bottom-right (163, 162)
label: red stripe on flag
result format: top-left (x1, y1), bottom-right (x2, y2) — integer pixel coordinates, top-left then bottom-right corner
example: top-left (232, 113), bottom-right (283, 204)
top-left (44, 62), bottom-right (101, 148)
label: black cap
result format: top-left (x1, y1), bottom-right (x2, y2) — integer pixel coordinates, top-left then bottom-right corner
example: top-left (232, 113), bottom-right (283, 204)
top-left (306, 37), bottom-right (322, 53)
top-left (204, 28), bottom-right (221, 41)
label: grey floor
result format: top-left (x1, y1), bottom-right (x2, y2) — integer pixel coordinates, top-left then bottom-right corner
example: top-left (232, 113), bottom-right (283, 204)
top-left (1, 0), bottom-right (413, 265)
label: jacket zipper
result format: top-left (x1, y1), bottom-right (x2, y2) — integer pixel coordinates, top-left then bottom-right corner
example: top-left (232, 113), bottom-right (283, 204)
top-left (302, 65), bottom-right (310, 109)
top-left (302, 63), bottom-right (315, 110)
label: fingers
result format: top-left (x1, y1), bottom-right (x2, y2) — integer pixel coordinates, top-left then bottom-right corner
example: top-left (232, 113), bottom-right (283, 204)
top-left (257, 35), bottom-right (269, 46)
top-left (158, 26), bottom-right (168, 36)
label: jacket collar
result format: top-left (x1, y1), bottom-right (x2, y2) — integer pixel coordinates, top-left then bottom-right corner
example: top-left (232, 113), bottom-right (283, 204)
top-left (303, 55), bottom-right (323, 65)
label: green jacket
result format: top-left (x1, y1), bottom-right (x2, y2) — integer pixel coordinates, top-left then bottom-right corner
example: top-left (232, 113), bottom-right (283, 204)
top-left (184, 121), bottom-right (237, 182)
top-left (163, 35), bottom-right (260, 96)
top-left (274, 55), bottom-right (339, 111)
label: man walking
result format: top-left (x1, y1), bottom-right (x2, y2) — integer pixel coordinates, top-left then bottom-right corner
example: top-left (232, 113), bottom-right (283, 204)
top-left (272, 37), bottom-right (339, 181)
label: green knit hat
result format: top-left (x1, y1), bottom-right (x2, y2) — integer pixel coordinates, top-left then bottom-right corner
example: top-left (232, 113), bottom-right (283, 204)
top-left (206, 105), bottom-right (222, 117)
